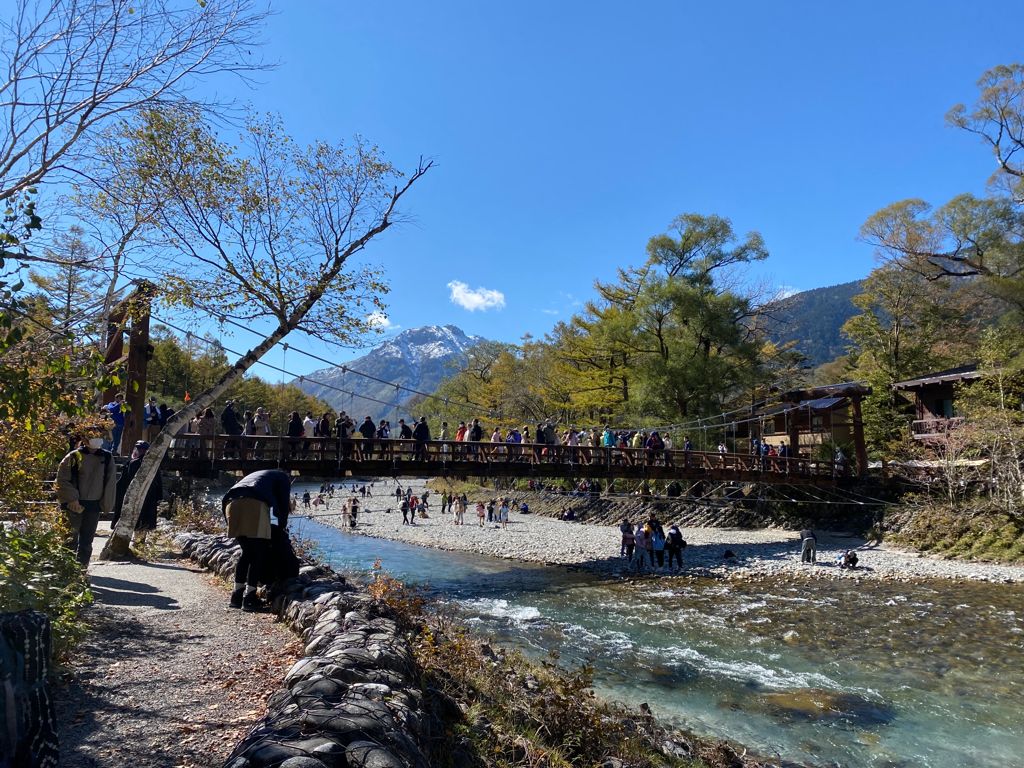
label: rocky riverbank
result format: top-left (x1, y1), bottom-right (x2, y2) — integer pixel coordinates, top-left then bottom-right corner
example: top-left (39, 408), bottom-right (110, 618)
top-left (307, 478), bottom-right (1024, 583)
top-left (179, 532), bottom-right (774, 768)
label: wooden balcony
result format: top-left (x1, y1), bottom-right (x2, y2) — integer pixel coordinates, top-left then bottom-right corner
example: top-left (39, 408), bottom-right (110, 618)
top-left (911, 417), bottom-right (966, 440)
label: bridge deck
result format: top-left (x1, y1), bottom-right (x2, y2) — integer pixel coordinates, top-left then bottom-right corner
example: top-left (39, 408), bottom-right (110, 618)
top-left (163, 436), bottom-right (847, 486)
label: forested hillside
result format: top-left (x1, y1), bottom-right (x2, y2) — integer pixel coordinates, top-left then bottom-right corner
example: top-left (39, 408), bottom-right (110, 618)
top-left (767, 281), bottom-right (862, 367)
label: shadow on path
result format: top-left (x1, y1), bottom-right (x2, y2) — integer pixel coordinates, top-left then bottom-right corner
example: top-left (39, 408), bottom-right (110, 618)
top-left (88, 575), bottom-right (180, 610)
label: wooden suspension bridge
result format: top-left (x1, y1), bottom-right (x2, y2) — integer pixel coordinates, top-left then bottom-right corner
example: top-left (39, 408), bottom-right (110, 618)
top-left (162, 435), bottom-right (851, 486)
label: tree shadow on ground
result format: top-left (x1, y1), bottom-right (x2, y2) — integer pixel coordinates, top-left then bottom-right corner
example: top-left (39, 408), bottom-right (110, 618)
top-left (87, 575), bottom-right (181, 610)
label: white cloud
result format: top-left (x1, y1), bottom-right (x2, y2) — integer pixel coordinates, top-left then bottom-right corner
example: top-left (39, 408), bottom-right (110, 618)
top-left (540, 308), bottom-right (559, 315)
top-left (774, 285), bottom-right (800, 300)
top-left (367, 311), bottom-right (398, 330)
top-left (447, 280), bottom-right (506, 312)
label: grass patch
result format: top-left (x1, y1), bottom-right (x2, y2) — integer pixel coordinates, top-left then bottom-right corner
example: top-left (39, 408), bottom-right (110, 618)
top-left (888, 502), bottom-right (1024, 564)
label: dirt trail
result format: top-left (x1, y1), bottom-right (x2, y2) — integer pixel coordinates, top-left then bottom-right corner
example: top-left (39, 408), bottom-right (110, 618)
top-left (54, 529), bottom-right (300, 768)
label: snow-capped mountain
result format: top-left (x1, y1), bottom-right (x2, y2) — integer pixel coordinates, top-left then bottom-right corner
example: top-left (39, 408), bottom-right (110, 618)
top-left (294, 325), bottom-right (485, 423)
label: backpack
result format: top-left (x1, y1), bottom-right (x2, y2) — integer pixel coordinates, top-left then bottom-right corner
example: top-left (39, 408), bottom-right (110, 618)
top-left (651, 532), bottom-right (665, 551)
top-left (68, 447), bottom-right (113, 491)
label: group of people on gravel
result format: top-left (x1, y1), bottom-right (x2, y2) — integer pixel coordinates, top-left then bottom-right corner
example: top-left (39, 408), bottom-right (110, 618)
top-left (618, 516), bottom-right (688, 572)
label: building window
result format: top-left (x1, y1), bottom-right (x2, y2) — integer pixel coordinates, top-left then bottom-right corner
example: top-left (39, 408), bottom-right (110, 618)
top-left (811, 415), bottom-right (824, 432)
top-left (763, 420), bottom-right (775, 435)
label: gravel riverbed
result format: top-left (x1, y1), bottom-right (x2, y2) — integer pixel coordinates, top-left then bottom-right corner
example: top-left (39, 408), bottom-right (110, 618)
top-left (300, 478), bottom-right (1024, 584)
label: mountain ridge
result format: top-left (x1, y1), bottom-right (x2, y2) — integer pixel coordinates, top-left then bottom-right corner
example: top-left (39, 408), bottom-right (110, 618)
top-left (294, 324), bottom-right (484, 423)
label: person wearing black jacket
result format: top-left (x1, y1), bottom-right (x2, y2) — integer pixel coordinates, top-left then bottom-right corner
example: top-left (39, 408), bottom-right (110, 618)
top-left (112, 441), bottom-right (163, 546)
top-left (666, 524), bottom-right (687, 570)
top-left (358, 416), bottom-right (376, 460)
top-left (223, 469), bottom-right (291, 610)
top-left (221, 400), bottom-right (243, 458)
top-left (412, 416), bottom-right (431, 461)
top-left (468, 418), bottom-right (483, 461)
top-left (286, 411), bottom-right (304, 458)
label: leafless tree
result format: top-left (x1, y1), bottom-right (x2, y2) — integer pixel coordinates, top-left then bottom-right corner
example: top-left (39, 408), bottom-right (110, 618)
top-left (0, 0), bottom-right (270, 202)
top-left (101, 109), bottom-right (432, 558)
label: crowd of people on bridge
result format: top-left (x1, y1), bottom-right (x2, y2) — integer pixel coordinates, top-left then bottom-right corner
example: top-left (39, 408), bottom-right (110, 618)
top-left (154, 398), bottom-right (850, 481)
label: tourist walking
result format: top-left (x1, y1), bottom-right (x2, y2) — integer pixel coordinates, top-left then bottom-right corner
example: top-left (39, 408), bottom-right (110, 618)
top-left (498, 498), bottom-right (510, 529)
top-left (104, 393), bottom-right (127, 454)
top-left (55, 435), bottom-right (117, 566)
top-left (476, 501), bottom-right (486, 527)
top-left (222, 469), bottom-right (291, 610)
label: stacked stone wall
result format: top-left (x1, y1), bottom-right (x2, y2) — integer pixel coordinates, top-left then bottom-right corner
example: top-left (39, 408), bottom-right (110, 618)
top-left (178, 534), bottom-right (431, 768)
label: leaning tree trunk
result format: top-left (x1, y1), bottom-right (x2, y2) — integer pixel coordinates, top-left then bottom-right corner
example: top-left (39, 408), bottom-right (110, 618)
top-left (99, 326), bottom-right (289, 559)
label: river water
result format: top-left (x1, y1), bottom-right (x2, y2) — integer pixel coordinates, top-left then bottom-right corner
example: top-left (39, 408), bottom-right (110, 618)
top-left (286, 513), bottom-right (1024, 768)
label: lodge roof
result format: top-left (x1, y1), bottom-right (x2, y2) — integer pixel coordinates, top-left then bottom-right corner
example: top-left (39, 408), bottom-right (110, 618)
top-left (779, 381), bottom-right (871, 402)
top-left (760, 396), bottom-right (848, 417)
top-left (893, 364), bottom-right (980, 390)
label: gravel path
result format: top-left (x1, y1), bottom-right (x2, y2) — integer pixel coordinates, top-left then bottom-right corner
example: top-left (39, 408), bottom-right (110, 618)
top-left (54, 529), bottom-right (301, 768)
top-left (308, 478), bottom-right (1024, 584)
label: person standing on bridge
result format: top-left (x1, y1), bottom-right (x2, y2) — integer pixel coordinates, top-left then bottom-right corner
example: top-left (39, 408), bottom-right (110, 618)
top-left (358, 416), bottom-right (376, 460)
top-left (412, 416), bottom-right (430, 461)
top-left (222, 469), bottom-right (291, 610)
top-left (438, 420), bottom-right (450, 458)
top-left (468, 419), bottom-right (484, 461)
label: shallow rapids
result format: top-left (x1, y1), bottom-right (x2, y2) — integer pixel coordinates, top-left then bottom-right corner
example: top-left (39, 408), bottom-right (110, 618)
top-left (289, 513), bottom-right (1024, 768)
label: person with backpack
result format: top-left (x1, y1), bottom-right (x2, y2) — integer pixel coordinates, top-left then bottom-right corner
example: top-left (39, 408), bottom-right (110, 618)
top-left (666, 524), bottom-right (687, 570)
top-left (56, 434), bottom-right (117, 566)
top-left (144, 397), bottom-right (161, 442)
top-left (222, 469), bottom-right (292, 610)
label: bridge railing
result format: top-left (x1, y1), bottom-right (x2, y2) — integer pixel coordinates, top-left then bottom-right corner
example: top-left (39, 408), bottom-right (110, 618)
top-left (166, 434), bottom-right (842, 477)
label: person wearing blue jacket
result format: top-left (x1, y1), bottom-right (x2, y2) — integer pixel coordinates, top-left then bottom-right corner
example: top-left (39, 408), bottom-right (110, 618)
top-left (222, 469), bottom-right (292, 610)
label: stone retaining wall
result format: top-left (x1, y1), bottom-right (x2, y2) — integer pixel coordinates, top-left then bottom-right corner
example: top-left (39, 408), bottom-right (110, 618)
top-left (177, 534), bottom-right (431, 768)
top-left (0, 610), bottom-right (58, 768)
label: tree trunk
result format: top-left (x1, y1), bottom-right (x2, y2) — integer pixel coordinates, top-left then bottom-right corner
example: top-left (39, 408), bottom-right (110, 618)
top-left (99, 325), bottom-right (288, 559)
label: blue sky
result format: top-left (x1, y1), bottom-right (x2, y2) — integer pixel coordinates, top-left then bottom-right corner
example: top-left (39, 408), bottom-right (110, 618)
top-left (192, 2), bottom-right (1021, 374)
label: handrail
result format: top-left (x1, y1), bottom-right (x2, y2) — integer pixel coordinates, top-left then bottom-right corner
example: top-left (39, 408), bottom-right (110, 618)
top-left (165, 433), bottom-right (844, 478)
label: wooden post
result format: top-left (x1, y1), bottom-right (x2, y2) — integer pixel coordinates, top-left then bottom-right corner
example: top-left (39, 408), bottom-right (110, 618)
top-left (124, 306), bottom-right (151, 449)
top-left (788, 415), bottom-right (801, 460)
top-left (850, 395), bottom-right (868, 478)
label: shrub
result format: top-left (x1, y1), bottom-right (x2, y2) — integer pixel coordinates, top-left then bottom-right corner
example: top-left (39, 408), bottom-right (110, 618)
top-left (0, 505), bottom-right (92, 660)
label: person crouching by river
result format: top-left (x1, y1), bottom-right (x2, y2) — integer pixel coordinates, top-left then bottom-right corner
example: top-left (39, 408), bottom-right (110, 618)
top-left (222, 469), bottom-right (291, 611)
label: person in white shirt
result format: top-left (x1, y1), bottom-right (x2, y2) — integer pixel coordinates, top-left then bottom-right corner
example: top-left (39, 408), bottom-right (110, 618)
top-left (302, 412), bottom-right (317, 457)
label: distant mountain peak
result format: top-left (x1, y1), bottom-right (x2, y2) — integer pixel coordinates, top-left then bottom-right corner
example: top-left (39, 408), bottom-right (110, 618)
top-left (294, 324), bottom-right (486, 421)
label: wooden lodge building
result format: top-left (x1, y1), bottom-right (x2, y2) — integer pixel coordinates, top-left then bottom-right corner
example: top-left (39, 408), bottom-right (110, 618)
top-left (748, 382), bottom-right (871, 477)
top-left (893, 364), bottom-right (981, 441)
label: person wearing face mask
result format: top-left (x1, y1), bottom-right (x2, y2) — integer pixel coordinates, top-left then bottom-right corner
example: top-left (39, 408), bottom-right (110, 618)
top-left (55, 434), bottom-right (118, 566)
top-left (111, 441), bottom-right (163, 546)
